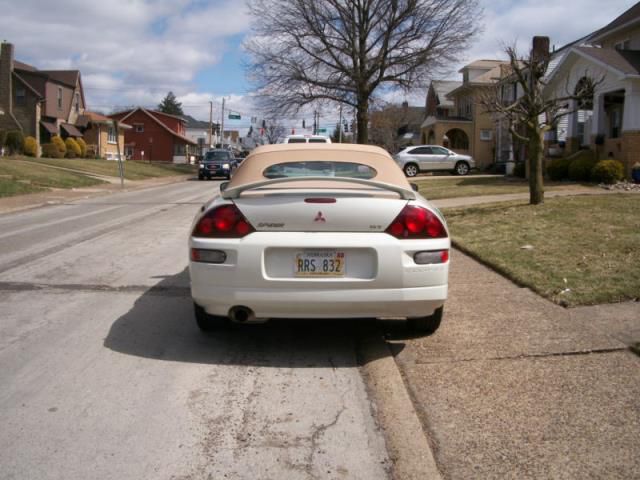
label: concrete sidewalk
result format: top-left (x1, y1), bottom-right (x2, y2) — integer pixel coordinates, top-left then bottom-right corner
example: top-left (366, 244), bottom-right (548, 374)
top-left (389, 249), bottom-right (640, 479)
top-left (431, 187), bottom-right (616, 208)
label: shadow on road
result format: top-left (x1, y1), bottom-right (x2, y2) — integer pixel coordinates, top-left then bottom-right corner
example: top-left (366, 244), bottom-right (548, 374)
top-left (104, 268), bottom-right (406, 368)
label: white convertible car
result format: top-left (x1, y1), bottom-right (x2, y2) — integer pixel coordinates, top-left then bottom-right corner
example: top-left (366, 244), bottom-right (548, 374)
top-left (189, 144), bottom-right (450, 333)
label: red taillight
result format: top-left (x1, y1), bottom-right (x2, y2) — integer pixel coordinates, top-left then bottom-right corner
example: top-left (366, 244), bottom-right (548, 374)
top-left (385, 205), bottom-right (447, 239)
top-left (192, 204), bottom-right (255, 238)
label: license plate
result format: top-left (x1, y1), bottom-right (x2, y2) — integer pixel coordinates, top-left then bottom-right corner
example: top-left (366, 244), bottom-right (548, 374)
top-left (295, 251), bottom-right (345, 277)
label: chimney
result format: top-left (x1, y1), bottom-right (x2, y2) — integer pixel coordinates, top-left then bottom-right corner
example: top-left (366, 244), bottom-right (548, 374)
top-left (0, 42), bottom-right (15, 119)
top-left (531, 36), bottom-right (550, 64)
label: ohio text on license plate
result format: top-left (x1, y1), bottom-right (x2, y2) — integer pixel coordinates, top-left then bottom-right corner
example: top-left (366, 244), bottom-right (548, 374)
top-left (295, 251), bottom-right (345, 277)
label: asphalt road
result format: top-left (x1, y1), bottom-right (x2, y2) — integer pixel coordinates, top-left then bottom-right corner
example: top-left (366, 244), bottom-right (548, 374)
top-left (0, 180), bottom-right (391, 480)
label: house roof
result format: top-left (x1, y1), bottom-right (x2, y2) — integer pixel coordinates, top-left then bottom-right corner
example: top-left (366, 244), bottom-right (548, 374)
top-left (14, 64), bottom-right (81, 89)
top-left (573, 46), bottom-right (640, 76)
top-left (181, 114), bottom-right (214, 129)
top-left (112, 108), bottom-right (196, 144)
top-left (14, 60), bottom-right (37, 71)
top-left (588, 2), bottom-right (640, 43)
top-left (432, 81), bottom-right (461, 107)
top-left (12, 71), bottom-right (42, 98)
top-left (77, 111), bottom-right (132, 129)
top-left (459, 59), bottom-right (505, 72)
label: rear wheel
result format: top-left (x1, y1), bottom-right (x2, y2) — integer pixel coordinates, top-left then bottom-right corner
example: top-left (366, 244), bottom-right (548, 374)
top-left (194, 303), bottom-right (229, 332)
top-left (403, 163), bottom-right (419, 177)
top-left (198, 175), bottom-right (204, 180)
top-left (407, 306), bottom-right (443, 335)
top-left (454, 161), bottom-right (470, 176)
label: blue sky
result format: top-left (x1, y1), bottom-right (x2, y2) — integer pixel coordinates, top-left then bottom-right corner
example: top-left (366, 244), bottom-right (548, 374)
top-left (0, 0), bottom-right (638, 127)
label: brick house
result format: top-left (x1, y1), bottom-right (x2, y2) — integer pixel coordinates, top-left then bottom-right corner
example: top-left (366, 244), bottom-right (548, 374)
top-left (76, 111), bottom-right (130, 160)
top-left (110, 108), bottom-right (197, 163)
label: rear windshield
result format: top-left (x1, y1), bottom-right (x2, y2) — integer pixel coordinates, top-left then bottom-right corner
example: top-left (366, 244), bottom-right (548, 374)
top-left (263, 161), bottom-right (377, 179)
top-left (204, 151), bottom-right (232, 161)
top-left (308, 138), bottom-right (328, 143)
top-left (286, 138), bottom-right (307, 143)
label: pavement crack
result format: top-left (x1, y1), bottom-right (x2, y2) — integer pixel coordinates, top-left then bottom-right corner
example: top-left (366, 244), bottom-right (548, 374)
top-left (0, 281), bottom-right (190, 297)
top-left (413, 346), bottom-right (631, 365)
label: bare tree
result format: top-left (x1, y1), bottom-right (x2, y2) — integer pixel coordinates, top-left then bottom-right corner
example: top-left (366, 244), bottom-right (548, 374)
top-left (482, 37), bottom-right (598, 205)
top-left (245, 0), bottom-right (482, 144)
top-left (263, 120), bottom-right (287, 144)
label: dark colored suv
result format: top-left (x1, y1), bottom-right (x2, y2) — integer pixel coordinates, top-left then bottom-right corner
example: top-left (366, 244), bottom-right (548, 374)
top-left (198, 150), bottom-right (236, 180)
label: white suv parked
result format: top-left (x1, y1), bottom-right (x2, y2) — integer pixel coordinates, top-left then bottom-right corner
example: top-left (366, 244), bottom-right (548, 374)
top-left (393, 145), bottom-right (475, 176)
top-left (281, 135), bottom-right (332, 144)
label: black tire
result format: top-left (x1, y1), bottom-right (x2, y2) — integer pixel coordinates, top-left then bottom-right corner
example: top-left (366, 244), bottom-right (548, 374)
top-left (454, 161), bottom-right (470, 176)
top-left (198, 175), bottom-right (204, 180)
top-left (403, 163), bottom-right (419, 177)
top-left (407, 306), bottom-right (443, 335)
top-left (194, 303), bottom-right (229, 332)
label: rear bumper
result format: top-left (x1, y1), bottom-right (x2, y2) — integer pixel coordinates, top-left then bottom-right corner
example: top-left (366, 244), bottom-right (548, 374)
top-left (189, 231), bottom-right (449, 319)
top-left (192, 284), bottom-right (447, 319)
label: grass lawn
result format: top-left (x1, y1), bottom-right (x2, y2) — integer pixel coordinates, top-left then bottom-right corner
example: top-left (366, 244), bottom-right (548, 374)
top-left (443, 194), bottom-right (640, 306)
top-left (25, 157), bottom-right (197, 181)
top-left (415, 176), bottom-right (596, 200)
top-left (0, 159), bottom-right (105, 198)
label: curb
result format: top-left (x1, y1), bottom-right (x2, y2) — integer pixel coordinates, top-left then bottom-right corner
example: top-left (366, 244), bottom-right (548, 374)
top-left (358, 334), bottom-right (442, 480)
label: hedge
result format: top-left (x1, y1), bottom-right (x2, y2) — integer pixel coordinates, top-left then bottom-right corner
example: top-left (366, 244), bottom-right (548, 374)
top-left (51, 135), bottom-right (66, 156)
top-left (23, 136), bottom-right (37, 157)
top-left (547, 158), bottom-right (571, 181)
top-left (65, 138), bottom-right (81, 158)
top-left (591, 160), bottom-right (625, 184)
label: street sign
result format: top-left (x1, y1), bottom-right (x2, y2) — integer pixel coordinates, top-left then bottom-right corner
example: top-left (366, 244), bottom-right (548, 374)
top-left (317, 128), bottom-right (327, 133)
top-left (228, 113), bottom-right (241, 120)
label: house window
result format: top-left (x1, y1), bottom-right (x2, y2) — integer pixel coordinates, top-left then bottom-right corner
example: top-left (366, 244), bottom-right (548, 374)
top-left (107, 126), bottom-right (117, 144)
top-left (480, 129), bottom-right (493, 141)
top-left (16, 87), bottom-right (26, 106)
top-left (134, 123), bottom-right (144, 133)
top-left (75, 92), bottom-right (80, 113)
top-left (610, 108), bottom-right (621, 138)
top-left (174, 143), bottom-right (186, 155)
top-left (615, 40), bottom-right (630, 50)
top-left (57, 87), bottom-right (63, 110)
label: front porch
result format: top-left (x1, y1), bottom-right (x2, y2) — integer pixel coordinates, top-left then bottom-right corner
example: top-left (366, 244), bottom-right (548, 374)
top-left (546, 47), bottom-right (640, 176)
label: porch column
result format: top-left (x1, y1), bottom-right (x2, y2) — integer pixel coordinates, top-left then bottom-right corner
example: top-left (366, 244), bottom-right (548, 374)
top-left (622, 79), bottom-right (640, 175)
top-left (591, 93), bottom-right (606, 137)
top-left (565, 99), bottom-right (580, 153)
top-left (622, 80), bottom-right (640, 132)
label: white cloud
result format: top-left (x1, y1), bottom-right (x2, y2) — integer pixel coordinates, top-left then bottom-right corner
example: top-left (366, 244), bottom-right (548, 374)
top-left (0, 0), bottom-right (250, 117)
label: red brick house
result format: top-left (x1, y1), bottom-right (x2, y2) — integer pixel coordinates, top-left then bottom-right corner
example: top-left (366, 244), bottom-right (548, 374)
top-left (110, 108), bottom-right (197, 163)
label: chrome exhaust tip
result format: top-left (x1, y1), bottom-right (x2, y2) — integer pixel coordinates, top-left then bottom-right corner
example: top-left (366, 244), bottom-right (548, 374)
top-left (228, 306), bottom-right (255, 323)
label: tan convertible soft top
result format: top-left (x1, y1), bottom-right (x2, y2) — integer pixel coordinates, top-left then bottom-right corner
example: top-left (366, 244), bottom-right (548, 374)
top-left (228, 143), bottom-right (411, 190)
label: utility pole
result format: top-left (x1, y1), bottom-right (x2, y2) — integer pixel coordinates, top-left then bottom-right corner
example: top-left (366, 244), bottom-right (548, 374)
top-left (208, 101), bottom-right (213, 148)
top-left (313, 110), bottom-right (317, 135)
top-left (338, 104), bottom-right (343, 143)
top-left (220, 97), bottom-right (226, 148)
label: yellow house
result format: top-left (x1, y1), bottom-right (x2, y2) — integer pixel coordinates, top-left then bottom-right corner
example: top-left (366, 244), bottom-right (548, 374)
top-left (77, 111), bottom-right (130, 160)
top-left (422, 60), bottom-right (508, 169)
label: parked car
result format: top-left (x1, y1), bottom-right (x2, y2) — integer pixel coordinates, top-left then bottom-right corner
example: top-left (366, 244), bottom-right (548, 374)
top-left (198, 149), bottom-right (236, 180)
top-left (280, 134), bottom-right (332, 144)
top-left (393, 145), bottom-right (475, 176)
top-left (189, 143), bottom-right (450, 333)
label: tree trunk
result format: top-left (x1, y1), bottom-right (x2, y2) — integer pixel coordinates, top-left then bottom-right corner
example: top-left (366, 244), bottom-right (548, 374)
top-left (356, 96), bottom-right (369, 144)
top-left (528, 127), bottom-right (545, 205)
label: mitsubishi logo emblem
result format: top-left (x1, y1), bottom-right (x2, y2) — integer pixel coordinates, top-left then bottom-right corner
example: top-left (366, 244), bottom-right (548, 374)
top-left (314, 211), bottom-right (326, 222)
